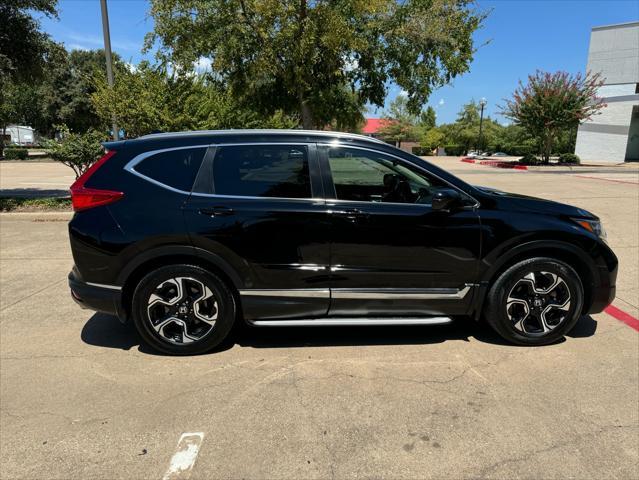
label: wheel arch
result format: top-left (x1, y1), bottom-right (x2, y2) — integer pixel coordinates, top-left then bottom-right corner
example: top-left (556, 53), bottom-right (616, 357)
top-left (472, 240), bottom-right (597, 320)
top-left (117, 245), bottom-right (243, 322)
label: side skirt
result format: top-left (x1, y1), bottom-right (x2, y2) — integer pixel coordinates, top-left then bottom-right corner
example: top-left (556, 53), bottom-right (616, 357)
top-left (248, 317), bottom-right (453, 327)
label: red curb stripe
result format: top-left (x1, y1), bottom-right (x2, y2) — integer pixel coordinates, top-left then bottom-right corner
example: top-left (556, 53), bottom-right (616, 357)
top-left (459, 158), bottom-right (528, 170)
top-left (604, 305), bottom-right (639, 332)
top-left (572, 174), bottom-right (639, 185)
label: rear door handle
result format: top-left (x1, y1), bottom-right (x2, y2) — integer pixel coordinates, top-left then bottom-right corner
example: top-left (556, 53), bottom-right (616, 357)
top-left (198, 206), bottom-right (235, 217)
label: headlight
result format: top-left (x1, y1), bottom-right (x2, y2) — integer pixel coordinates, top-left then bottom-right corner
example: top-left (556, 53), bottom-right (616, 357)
top-left (572, 218), bottom-right (607, 240)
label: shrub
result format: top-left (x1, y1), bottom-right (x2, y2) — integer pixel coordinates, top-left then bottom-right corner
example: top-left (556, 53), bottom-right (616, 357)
top-left (4, 148), bottom-right (28, 160)
top-left (45, 127), bottom-right (106, 178)
top-left (444, 145), bottom-right (465, 156)
top-left (518, 154), bottom-right (542, 165)
top-left (507, 145), bottom-right (534, 156)
top-left (558, 153), bottom-right (580, 164)
top-left (412, 146), bottom-right (433, 156)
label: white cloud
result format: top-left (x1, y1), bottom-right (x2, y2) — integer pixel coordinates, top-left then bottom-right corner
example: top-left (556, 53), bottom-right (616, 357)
top-left (438, 98), bottom-right (445, 106)
top-left (398, 89), bottom-right (408, 97)
top-left (64, 30), bottom-right (141, 52)
top-left (67, 43), bottom-right (90, 51)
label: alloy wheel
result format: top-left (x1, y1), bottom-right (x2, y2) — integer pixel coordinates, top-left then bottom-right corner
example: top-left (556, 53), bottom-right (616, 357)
top-left (146, 277), bottom-right (218, 344)
top-left (506, 271), bottom-right (572, 335)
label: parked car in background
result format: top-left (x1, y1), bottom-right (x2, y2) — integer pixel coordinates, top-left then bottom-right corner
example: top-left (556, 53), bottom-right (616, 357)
top-left (67, 130), bottom-right (617, 355)
top-left (491, 152), bottom-right (509, 157)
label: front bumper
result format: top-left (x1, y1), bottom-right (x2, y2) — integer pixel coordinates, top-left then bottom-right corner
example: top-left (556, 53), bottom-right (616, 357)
top-left (588, 262), bottom-right (617, 314)
top-left (68, 270), bottom-right (124, 321)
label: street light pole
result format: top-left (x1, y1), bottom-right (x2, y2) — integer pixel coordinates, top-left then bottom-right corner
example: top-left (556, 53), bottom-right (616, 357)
top-left (100, 0), bottom-right (119, 141)
top-left (477, 97), bottom-right (487, 152)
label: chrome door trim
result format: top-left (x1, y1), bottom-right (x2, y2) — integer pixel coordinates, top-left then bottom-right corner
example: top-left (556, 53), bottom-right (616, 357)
top-left (249, 317), bottom-right (453, 327)
top-left (239, 289), bottom-right (330, 298)
top-left (332, 284), bottom-right (473, 300)
top-left (239, 285), bottom-right (473, 300)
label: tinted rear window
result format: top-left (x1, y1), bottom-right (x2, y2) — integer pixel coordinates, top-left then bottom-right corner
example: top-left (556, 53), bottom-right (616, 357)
top-left (212, 145), bottom-right (311, 198)
top-left (135, 147), bottom-right (206, 192)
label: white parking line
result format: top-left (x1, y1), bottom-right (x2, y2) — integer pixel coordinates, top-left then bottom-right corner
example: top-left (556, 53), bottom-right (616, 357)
top-left (162, 432), bottom-right (205, 480)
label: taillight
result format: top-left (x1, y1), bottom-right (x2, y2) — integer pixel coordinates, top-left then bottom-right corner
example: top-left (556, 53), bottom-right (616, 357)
top-left (70, 150), bottom-right (124, 212)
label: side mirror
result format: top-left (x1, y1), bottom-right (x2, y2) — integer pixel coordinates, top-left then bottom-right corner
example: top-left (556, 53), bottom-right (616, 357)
top-left (432, 188), bottom-right (462, 211)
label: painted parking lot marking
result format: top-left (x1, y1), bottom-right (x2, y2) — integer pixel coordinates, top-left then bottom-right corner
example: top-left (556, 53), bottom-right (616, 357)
top-left (162, 432), bottom-right (205, 480)
top-left (604, 305), bottom-right (639, 332)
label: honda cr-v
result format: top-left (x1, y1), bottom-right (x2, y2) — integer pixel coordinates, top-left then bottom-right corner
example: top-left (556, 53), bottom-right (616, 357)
top-left (67, 130), bottom-right (617, 354)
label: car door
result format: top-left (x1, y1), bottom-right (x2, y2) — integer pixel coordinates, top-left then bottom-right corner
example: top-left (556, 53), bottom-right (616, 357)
top-left (184, 142), bottom-right (332, 320)
top-left (320, 144), bottom-right (481, 316)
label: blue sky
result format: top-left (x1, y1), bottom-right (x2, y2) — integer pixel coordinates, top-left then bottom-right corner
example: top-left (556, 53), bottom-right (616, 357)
top-left (39, 0), bottom-right (639, 124)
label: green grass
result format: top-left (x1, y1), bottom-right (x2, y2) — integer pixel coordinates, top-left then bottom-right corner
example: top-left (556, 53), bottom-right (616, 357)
top-left (0, 197), bottom-right (72, 212)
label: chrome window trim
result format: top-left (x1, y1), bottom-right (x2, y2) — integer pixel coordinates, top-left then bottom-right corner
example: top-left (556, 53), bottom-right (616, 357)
top-left (125, 143), bottom-right (321, 201)
top-left (124, 145), bottom-right (209, 196)
top-left (319, 143), bottom-right (480, 208)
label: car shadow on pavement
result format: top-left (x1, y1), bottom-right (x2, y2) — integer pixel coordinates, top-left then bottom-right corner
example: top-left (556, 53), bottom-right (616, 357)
top-left (81, 313), bottom-right (597, 355)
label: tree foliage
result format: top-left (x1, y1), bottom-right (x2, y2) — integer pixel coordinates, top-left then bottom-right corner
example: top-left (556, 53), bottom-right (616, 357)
top-left (0, 0), bottom-right (58, 155)
top-left (0, 0), bottom-right (58, 82)
top-left (501, 70), bottom-right (605, 163)
top-left (377, 95), bottom-right (422, 147)
top-left (146, 0), bottom-right (487, 129)
top-left (91, 62), bottom-right (297, 137)
top-left (45, 126), bottom-right (105, 178)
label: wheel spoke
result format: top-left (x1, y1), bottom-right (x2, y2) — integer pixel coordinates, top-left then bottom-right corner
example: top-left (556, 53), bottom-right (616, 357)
top-left (506, 296), bottom-right (530, 333)
top-left (507, 270), bottom-right (572, 335)
top-left (146, 276), bottom-right (219, 345)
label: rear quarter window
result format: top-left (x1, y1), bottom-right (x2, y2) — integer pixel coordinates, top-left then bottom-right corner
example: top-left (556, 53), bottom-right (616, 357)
top-left (134, 147), bottom-right (206, 192)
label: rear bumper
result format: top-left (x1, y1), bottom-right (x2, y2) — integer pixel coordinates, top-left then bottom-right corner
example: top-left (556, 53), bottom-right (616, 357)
top-left (68, 270), bottom-right (124, 321)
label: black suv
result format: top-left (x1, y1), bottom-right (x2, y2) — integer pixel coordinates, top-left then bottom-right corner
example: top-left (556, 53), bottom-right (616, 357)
top-left (68, 130), bottom-right (617, 354)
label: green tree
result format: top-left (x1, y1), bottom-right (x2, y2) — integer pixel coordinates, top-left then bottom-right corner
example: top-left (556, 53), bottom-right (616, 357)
top-left (378, 95), bottom-right (420, 147)
top-left (91, 62), bottom-right (297, 137)
top-left (502, 70), bottom-right (606, 163)
top-left (0, 0), bottom-right (58, 155)
top-left (146, 0), bottom-right (487, 129)
top-left (420, 127), bottom-right (445, 152)
top-left (419, 106), bottom-right (437, 130)
top-left (45, 126), bottom-right (105, 178)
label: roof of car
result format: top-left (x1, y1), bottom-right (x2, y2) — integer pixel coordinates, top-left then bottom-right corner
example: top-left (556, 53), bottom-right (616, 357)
top-left (138, 129), bottom-right (387, 144)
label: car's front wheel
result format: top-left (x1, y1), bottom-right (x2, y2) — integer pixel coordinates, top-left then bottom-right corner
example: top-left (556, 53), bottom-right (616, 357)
top-left (484, 257), bottom-right (584, 345)
top-left (131, 264), bottom-right (236, 355)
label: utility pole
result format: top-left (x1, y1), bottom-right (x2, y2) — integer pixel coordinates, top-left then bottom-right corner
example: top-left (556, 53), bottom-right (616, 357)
top-left (100, 0), bottom-right (119, 141)
top-left (477, 97), bottom-right (487, 152)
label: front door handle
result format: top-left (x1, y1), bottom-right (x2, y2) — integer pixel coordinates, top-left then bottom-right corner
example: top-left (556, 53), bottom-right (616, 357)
top-left (199, 206), bottom-right (235, 217)
top-left (335, 208), bottom-right (369, 222)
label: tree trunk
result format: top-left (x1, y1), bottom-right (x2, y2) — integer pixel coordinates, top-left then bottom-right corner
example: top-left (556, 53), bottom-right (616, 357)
top-left (298, 92), bottom-right (314, 129)
top-left (542, 133), bottom-right (553, 164)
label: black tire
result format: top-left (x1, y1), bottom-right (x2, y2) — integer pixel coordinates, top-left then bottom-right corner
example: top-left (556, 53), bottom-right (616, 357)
top-left (484, 257), bottom-right (584, 346)
top-left (131, 264), bottom-right (236, 355)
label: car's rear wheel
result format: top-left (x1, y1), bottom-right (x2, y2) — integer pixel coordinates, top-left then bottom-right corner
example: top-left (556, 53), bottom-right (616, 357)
top-left (484, 257), bottom-right (584, 345)
top-left (132, 264), bottom-right (235, 355)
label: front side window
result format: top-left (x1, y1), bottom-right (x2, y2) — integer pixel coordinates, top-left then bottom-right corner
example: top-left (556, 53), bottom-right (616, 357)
top-left (212, 145), bottom-right (311, 198)
top-left (327, 147), bottom-right (448, 204)
top-left (135, 147), bottom-right (206, 192)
